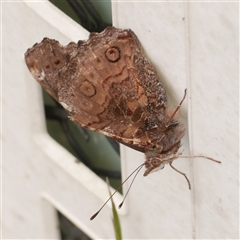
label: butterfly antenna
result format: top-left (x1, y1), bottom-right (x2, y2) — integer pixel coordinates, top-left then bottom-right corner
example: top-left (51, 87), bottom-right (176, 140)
top-left (90, 163), bottom-right (145, 220)
top-left (178, 155), bottom-right (221, 163)
top-left (118, 163), bottom-right (144, 209)
top-left (166, 88), bottom-right (187, 127)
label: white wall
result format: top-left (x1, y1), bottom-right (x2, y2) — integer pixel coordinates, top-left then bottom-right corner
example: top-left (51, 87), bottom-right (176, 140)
top-left (2, 1), bottom-right (238, 239)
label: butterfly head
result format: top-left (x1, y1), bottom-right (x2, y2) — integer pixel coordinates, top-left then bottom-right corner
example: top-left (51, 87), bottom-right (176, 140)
top-left (144, 156), bottom-right (165, 176)
top-left (143, 150), bottom-right (180, 176)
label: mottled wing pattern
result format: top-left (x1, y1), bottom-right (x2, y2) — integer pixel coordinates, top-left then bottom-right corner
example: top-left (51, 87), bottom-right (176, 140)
top-left (25, 26), bottom-right (222, 192)
top-left (25, 27), bottom-right (183, 154)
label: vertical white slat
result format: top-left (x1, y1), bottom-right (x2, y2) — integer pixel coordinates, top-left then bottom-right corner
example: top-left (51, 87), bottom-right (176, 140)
top-left (188, 3), bottom-right (239, 238)
top-left (113, 2), bottom-right (193, 239)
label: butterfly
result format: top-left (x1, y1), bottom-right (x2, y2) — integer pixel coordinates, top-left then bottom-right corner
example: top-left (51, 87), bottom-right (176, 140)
top-left (25, 26), bottom-right (220, 202)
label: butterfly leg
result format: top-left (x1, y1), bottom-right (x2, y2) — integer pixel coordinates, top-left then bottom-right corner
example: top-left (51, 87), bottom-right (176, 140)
top-left (165, 89), bottom-right (187, 127)
top-left (169, 162), bottom-right (191, 190)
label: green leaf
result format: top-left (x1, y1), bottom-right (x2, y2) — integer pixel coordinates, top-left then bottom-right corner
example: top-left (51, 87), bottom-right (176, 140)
top-left (106, 178), bottom-right (122, 240)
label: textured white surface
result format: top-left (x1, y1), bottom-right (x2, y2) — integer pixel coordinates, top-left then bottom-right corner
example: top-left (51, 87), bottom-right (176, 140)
top-left (113, 1), bottom-right (238, 239)
top-left (188, 3), bottom-right (239, 238)
top-left (2, 1), bottom-right (239, 239)
top-left (2, 2), bottom-right (122, 239)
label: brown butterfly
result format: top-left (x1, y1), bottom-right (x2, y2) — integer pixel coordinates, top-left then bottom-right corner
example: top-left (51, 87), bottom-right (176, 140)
top-left (25, 26), bottom-right (220, 215)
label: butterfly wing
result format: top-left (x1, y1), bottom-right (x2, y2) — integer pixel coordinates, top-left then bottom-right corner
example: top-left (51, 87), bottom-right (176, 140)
top-left (25, 27), bottom-right (180, 153)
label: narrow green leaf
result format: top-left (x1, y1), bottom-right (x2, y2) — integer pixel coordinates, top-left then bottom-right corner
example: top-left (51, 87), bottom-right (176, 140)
top-left (106, 178), bottom-right (122, 240)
